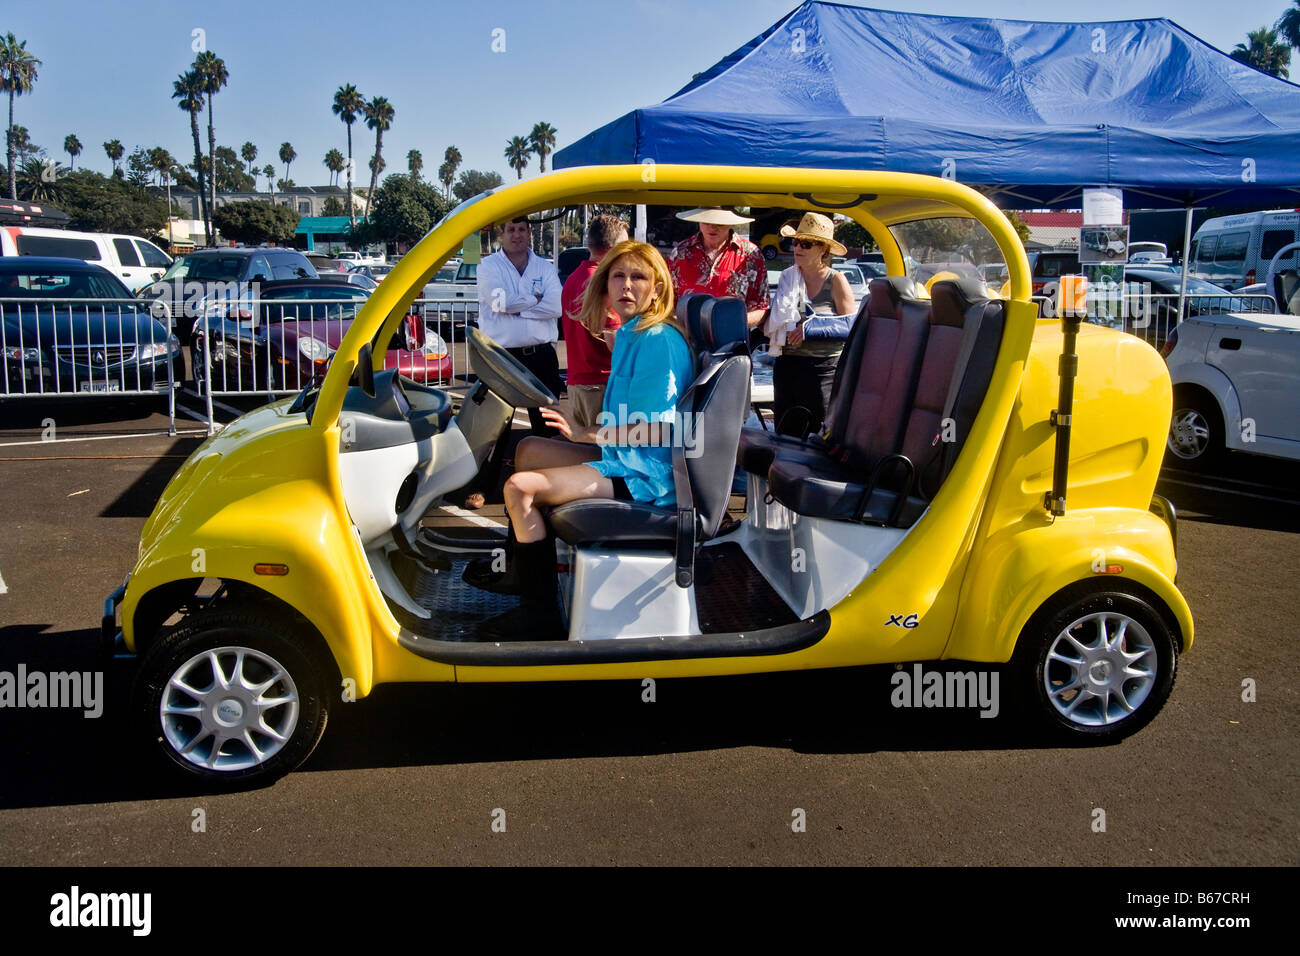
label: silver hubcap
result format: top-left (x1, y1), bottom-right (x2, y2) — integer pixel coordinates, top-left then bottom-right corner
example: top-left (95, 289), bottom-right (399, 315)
top-left (1167, 408), bottom-right (1209, 459)
top-left (160, 646), bottom-right (300, 771)
top-left (1043, 612), bottom-right (1157, 727)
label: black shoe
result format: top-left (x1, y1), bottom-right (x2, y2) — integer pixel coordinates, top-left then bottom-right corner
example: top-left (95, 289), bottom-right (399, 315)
top-left (461, 523), bottom-right (519, 594)
top-left (462, 556), bottom-right (521, 595)
top-left (476, 537), bottom-right (565, 641)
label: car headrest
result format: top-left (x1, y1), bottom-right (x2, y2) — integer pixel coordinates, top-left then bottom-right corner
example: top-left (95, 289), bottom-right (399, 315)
top-left (929, 279), bottom-right (991, 328)
top-left (866, 276), bottom-right (921, 317)
top-left (676, 292), bottom-right (710, 331)
top-left (695, 297), bottom-right (748, 353)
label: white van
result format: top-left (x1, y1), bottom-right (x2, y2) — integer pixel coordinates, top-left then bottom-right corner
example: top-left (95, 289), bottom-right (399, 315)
top-left (1189, 209), bottom-right (1300, 291)
top-left (0, 226), bottom-right (173, 293)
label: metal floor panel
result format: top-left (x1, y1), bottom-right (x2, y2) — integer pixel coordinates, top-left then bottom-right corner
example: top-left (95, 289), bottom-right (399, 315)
top-left (388, 550), bottom-right (519, 642)
top-left (693, 541), bottom-right (799, 633)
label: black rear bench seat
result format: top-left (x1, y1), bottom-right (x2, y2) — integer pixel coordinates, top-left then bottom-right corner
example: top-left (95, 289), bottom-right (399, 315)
top-left (765, 279), bottom-right (1005, 527)
top-left (737, 276), bottom-right (925, 476)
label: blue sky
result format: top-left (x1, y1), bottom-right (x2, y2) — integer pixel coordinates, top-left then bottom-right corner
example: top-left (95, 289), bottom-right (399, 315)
top-left (5, 0), bottom-right (1293, 187)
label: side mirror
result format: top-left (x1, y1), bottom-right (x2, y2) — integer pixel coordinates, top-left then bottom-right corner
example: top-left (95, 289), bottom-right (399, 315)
top-left (354, 342), bottom-right (376, 398)
top-left (252, 273), bottom-right (270, 283)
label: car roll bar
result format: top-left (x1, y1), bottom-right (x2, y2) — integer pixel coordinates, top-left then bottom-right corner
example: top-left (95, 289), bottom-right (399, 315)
top-left (1045, 313), bottom-right (1083, 517)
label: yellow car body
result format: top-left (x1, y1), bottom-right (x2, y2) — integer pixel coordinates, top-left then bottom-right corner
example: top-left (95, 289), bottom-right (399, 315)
top-left (111, 164), bottom-right (1191, 781)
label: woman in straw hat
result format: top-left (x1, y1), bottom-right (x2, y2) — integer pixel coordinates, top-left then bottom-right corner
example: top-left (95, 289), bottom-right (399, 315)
top-left (765, 212), bottom-right (857, 435)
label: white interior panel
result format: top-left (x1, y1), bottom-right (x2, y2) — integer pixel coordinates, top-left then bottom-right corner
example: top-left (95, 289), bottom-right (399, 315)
top-left (567, 549), bottom-right (699, 640)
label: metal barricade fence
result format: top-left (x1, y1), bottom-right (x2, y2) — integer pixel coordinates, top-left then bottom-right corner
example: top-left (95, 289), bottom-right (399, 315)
top-left (196, 297), bottom-right (477, 401)
top-left (1032, 291), bottom-right (1277, 350)
top-left (1, 296), bottom-right (179, 433)
top-left (1096, 293), bottom-right (1276, 350)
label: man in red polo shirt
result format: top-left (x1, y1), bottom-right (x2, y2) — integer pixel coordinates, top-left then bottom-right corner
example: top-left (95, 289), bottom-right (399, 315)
top-left (667, 207), bottom-right (769, 329)
top-left (561, 214), bottom-right (629, 428)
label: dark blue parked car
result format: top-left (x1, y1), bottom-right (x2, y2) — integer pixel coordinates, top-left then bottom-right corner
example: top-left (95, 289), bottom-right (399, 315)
top-left (1, 257), bottom-right (183, 395)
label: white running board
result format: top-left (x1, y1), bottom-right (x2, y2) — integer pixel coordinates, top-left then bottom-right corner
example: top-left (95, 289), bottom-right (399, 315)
top-left (368, 544), bottom-right (431, 619)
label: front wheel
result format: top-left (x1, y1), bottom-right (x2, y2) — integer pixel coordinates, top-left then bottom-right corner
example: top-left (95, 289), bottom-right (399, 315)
top-left (1013, 586), bottom-right (1178, 743)
top-left (133, 607), bottom-right (331, 788)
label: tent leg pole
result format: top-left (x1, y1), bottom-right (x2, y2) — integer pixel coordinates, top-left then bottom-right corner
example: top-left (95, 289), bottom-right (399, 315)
top-left (1176, 206), bottom-right (1194, 332)
top-left (635, 204), bottom-right (647, 243)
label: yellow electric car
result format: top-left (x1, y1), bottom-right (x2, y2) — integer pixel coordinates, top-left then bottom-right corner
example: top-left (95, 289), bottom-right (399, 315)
top-left (103, 164), bottom-right (1192, 787)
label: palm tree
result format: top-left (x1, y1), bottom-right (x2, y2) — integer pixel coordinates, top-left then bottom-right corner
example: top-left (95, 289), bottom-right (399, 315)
top-left (1, 34), bottom-right (41, 200)
top-left (17, 157), bottom-right (65, 202)
top-left (407, 148), bottom-right (423, 181)
top-left (172, 72), bottom-right (211, 245)
top-left (441, 145), bottom-right (462, 199)
top-left (147, 147), bottom-right (172, 186)
top-left (241, 141), bottom-right (258, 176)
top-left (64, 134), bottom-right (82, 170)
top-left (149, 147), bottom-right (177, 237)
top-left (1278, 2), bottom-right (1300, 49)
top-left (264, 163), bottom-right (276, 200)
top-left (363, 95), bottom-right (395, 204)
top-left (333, 84), bottom-right (365, 227)
top-left (324, 147), bottom-right (344, 187)
top-left (279, 141), bottom-right (296, 182)
top-left (504, 136), bottom-right (531, 180)
top-left (1231, 27), bottom-right (1291, 78)
top-left (104, 139), bottom-right (125, 175)
top-left (193, 51), bottom-right (228, 233)
top-left (529, 122), bottom-right (557, 174)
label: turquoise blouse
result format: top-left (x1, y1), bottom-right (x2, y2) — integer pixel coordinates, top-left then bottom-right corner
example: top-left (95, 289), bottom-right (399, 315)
top-left (588, 315), bottom-right (696, 507)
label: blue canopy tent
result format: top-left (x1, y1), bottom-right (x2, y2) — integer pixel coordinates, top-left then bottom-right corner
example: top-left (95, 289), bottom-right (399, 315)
top-left (554, 2), bottom-right (1300, 211)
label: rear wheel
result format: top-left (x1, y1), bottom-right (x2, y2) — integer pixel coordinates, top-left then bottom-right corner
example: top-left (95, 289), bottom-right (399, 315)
top-left (133, 607), bottom-right (331, 788)
top-left (1167, 390), bottom-right (1223, 468)
top-left (1014, 586), bottom-right (1178, 743)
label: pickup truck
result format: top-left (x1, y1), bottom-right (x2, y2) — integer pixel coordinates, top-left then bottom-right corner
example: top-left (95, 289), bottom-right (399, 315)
top-left (419, 261), bottom-right (478, 338)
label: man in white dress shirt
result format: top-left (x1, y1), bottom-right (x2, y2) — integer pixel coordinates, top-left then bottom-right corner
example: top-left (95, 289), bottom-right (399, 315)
top-left (476, 216), bottom-right (564, 434)
top-left (461, 217), bottom-right (564, 508)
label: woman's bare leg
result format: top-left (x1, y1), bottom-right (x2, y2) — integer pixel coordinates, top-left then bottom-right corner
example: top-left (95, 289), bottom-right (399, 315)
top-left (503, 464), bottom-right (615, 543)
top-left (514, 435), bottom-right (600, 472)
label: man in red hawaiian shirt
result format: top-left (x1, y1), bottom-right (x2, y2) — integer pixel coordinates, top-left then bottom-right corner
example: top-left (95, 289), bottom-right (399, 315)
top-left (668, 207), bottom-right (769, 329)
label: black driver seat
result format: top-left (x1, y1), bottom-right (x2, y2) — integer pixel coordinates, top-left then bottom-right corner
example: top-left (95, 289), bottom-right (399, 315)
top-left (547, 296), bottom-right (752, 586)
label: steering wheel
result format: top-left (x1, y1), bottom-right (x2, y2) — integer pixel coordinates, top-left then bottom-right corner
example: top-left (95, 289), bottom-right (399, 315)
top-left (466, 327), bottom-right (557, 408)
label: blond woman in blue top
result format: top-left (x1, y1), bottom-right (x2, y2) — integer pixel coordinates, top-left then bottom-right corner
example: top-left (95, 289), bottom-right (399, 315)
top-left (472, 240), bottom-right (695, 641)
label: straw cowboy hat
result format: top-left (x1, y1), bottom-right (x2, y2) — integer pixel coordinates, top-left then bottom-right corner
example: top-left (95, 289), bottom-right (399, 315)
top-left (781, 212), bottom-right (847, 257)
top-left (676, 207), bottom-right (754, 225)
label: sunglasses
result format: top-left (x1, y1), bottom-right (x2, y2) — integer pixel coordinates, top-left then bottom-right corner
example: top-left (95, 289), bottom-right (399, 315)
top-left (793, 239), bottom-right (824, 250)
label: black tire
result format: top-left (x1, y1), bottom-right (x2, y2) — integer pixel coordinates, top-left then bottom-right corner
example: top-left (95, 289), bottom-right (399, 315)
top-left (132, 606), bottom-right (331, 789)
top-left (763, 245), bottom-right (778, 261)
top-left (1013, 584), bottom-right (1178, 744)
top-left (1166, 389), bottom-right (1224, 468)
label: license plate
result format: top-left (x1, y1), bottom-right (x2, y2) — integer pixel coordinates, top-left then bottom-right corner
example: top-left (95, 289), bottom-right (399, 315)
top-left (79, 381), bottom-right (122, 393)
